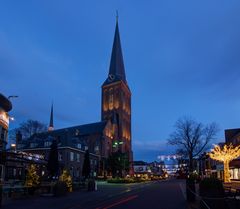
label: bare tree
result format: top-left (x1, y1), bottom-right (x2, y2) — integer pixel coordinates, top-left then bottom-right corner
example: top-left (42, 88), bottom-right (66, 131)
top-left (9, 119), bottom-right (47, 141)
top-left (168, 117), bottom-right (218, 172)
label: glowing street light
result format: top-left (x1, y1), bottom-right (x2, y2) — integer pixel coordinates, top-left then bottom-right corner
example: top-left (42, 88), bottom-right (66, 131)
top-left (11, 143), bottom-right (16, 152)
top-left (112, 141), bottom-right (123, 148)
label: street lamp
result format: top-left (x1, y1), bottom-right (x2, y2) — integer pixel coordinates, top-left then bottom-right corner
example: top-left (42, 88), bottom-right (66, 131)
top-left (112, 141), bottom-right (123, 148)
top-left (11, 144), bottom-right (16, 152)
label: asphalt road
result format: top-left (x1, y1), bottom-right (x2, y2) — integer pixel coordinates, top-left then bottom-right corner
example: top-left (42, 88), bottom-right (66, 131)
top-left (3, 179), bottom-right (187, 209)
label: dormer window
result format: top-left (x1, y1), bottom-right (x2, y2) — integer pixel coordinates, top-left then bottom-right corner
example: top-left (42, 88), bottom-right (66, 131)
top-left (77, 143), bottom-right (81, 149)
top-left (75, 129), bottom-right (80, 136)
top-left (44, 141), bottom-right (51, 147)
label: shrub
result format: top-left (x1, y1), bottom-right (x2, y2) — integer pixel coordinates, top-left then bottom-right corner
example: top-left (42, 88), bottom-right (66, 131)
top-left (199, 178), bottom-right (226, 209)
top-left (53, 181), bottom-right (68, 197)
top-left (107, 177), bottom-right (148, 184)
top-left (199, 177), bottom-right (224, 198)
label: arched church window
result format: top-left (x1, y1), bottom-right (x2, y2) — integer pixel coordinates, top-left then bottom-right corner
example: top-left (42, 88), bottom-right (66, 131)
top-left (109, 88), bottom-right (114, 110)
top-left (103, 89), bottom-right (108, 111)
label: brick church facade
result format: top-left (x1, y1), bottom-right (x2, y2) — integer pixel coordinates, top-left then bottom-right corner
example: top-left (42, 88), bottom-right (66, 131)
top-left (16, 20), bottom-right (133, 178)
top-left (101, 20), bottom-right (132, 162)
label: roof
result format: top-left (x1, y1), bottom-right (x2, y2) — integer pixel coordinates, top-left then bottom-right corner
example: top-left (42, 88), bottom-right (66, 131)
top-left (0, 93), bottom-right (12, 112)
top-left (103, 21), bottom-right (127, 86)
top-left (19, 121), bottom-right (108, 150)
top-left (133, 161), bottom-right (148, 166)
top-left (38, 121), bottom-right (107, 136)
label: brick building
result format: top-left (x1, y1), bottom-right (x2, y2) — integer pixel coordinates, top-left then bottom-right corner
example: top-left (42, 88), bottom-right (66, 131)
top-left (17, 19), bottom-right (133, 177)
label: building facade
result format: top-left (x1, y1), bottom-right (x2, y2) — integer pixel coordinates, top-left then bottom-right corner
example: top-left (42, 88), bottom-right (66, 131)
top-left (18, 121), bottom-right (112, 178)
top-left (0, 94), bottom-right (12, 151)
top-left (225, 129), bottom-right (240, 180)
top-left (0, 93), bottom-right (12, 180)
top-left (101, 20), bottom-right (133, 165)
top-left (17, 20), bottom-right (133, 178)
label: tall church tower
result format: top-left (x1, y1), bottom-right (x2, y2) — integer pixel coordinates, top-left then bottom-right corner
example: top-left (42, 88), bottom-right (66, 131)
top-left (101, 20), bottom-right (132, 161)
top-left (48, 103), bottom-right (54, 131)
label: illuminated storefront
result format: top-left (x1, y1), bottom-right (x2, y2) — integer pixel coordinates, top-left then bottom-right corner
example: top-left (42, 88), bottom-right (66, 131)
top-left (0, 93), bottom-right (12, 180)
top-left (0, 94), bottom-right (12, 150)
top-left (0, 110), bottom-right (10, 147)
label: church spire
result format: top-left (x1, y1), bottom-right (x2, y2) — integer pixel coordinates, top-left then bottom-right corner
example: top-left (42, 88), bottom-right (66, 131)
top-left (104, 17), bottom-right (126, 85)
top-left (48, 103), bottom-right (54, 131)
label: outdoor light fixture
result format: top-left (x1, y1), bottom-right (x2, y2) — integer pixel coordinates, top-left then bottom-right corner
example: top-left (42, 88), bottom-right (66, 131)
top-left (112, 141), bottom-right (124, 147)
top-left (9, 116), bottom-right (14, 121)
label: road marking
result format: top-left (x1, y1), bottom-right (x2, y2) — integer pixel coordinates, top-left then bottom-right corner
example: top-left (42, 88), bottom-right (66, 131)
top-left (179, 183), bottom-right (186, 200)
top-left (98, 195), bottom-right (138, 209)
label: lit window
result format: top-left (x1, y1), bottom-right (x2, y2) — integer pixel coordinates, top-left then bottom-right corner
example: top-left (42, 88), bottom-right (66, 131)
top-left (77, 153), bottom-right (80, 162)
top-left (75, 129), bottom-right (80, 136)
top-left (30, 143), bottom-right (37, 148)
top-left (77, 144), bottom-right (81, 149)
top-left (59, 153), bottom-right (63, 161)
top-left (109, 88), bottom-right (114, 110)
top-left (85, 146), bottom-right (88, 151)
top-left (70, 152), bottom-right (74, 161)
top-left (44, 141), bottom-right (51, 147)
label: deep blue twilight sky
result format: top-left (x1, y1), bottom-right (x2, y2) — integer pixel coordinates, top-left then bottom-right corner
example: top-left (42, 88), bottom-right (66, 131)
top-left (1, 1), bottom-right (240, 161)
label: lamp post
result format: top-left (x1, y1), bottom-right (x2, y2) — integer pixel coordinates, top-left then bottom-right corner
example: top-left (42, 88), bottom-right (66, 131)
top-left (112, 141), bottom-right (128, 177)
top-left (11, 144), bottom-right (16, 152)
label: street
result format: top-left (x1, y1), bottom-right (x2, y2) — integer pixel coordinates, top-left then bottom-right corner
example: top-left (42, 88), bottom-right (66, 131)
top-left (3, 179), bottom-right (187, 209)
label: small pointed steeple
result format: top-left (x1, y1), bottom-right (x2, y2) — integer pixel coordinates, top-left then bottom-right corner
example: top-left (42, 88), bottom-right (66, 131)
top-left (48, 103), bottom-right (54, 131)
top-left (103, 16), bottom-right (126, 85)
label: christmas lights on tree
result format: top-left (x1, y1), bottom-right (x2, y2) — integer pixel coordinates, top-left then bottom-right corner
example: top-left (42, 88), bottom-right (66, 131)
top-left (59, 169), bottom-right (72, 192)
top-left (25, 164), bottom-right (40, 187)
top-left (209, 143), bottom-right (240, 182)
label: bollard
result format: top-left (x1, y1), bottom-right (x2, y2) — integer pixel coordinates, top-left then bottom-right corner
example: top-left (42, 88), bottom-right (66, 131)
top-left (95, 181), bottom-right (97, 191)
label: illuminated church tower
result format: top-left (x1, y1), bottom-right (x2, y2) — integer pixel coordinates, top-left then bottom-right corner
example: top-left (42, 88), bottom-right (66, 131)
top-left (48, 103), bottom-right (54, 131)
top-left (101, 19), bottom-right (132, 162)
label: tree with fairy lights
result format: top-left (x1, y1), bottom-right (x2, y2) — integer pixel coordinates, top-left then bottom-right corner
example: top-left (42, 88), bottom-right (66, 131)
top-left (25, 164), bottom-right (40, 190)
top-left (209, 143), bottom-right (240, 182)
top-left (59, 169), bottom-right (72, 192)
